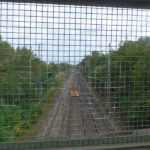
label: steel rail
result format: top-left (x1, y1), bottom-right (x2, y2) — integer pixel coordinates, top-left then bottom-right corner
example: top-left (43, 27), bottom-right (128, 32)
top-left (77, 72), bottom-right (99, 134)
top-left (78, 89), bottom-right (88, 135)
top-left (45, 73), bottom-right (72, 138)
top-left (81, 88), bottom-right (99, 134)
top-left (58, 86), bottom-right (71, 136)
top-left (44, 95), bottom-right (63, 137)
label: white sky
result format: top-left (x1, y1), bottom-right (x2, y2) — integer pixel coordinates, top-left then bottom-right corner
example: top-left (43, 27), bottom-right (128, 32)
top-left (0, 2), bottom-right (150, 64)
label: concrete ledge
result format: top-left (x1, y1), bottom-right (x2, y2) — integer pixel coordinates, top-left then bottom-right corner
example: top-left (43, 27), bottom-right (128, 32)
top-left (1, 135), bottom-right (150, 149)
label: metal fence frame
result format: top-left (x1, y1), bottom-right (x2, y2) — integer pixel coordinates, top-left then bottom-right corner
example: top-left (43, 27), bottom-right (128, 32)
top-left (1, 0), bottom-right (150, 149)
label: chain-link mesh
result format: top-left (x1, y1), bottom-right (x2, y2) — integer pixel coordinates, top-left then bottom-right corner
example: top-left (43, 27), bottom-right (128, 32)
top-left (0, 1), bottom-right (150, 148)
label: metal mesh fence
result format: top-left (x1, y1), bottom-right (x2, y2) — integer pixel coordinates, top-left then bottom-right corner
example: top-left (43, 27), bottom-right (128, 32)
top-left (0, 1), bottom-right (150, 148)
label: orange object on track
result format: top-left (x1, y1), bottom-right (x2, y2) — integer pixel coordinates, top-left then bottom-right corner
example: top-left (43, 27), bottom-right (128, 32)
top-left (71, 90), bottom-right (79, 97)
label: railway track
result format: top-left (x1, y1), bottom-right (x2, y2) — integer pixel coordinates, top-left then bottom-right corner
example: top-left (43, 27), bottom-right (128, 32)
top-left (43, 73), bottom-right (72, 138)
top-left (76, 72), bottom-right (101, 135)
top-left (43, 69), bottom-right (115, 139)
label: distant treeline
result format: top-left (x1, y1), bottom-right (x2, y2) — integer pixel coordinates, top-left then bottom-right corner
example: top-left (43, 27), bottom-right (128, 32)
top-left (0, 36), bottom-right (71, 142)
top-left (79, 37), bottom-right (150, 129)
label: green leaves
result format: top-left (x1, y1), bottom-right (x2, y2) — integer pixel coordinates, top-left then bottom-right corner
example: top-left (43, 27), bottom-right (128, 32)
top-left (0, 37), bottom-right (51, 141)
top-left (0, 36), bottom-right (71, 141)
top-left (0, 41), bottom-right (14, 64)
top-left (79, 37), bottom-right (150, 129)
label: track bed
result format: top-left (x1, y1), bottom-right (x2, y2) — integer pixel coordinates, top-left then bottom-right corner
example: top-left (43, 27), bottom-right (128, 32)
top-left (39, 70), bottom-right (116, 140)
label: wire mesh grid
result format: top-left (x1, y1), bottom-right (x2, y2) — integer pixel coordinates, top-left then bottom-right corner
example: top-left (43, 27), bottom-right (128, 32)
top-left (0, 1), bottom-right (150, 146)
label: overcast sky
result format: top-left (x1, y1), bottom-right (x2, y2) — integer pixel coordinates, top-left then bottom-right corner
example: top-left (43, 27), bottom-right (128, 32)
top-left (0, 2), bottom-right (150, 64)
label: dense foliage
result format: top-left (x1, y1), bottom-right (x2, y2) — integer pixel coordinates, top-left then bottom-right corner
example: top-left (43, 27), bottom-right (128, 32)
top-left (0, 36), bottom-right (70, 142)
top-left (79, 37), bottom-right (150, 129)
